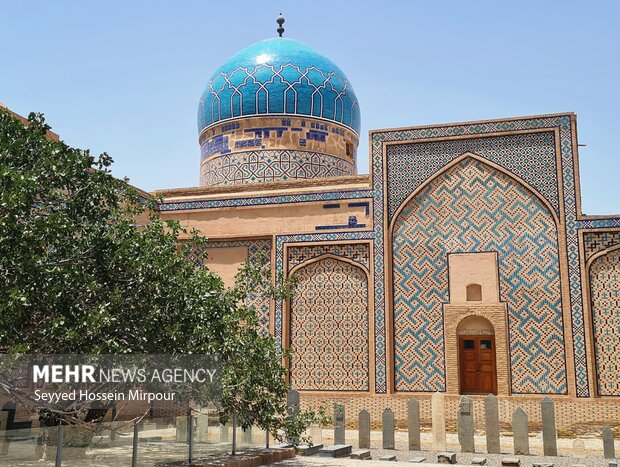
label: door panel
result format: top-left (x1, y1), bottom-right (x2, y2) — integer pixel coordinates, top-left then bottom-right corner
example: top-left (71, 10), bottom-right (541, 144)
top-left (459, 335), bottom-right (497, 394)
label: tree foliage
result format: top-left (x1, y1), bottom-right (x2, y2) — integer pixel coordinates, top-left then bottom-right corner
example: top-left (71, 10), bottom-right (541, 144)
top-left (0, 110), bottom-right (326, 444)
top-left (0, 110), bottom-right (224, 353)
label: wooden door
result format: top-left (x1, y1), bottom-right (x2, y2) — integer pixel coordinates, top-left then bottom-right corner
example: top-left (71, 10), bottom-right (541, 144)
top-left (458, 335), bottom-right (497, 394)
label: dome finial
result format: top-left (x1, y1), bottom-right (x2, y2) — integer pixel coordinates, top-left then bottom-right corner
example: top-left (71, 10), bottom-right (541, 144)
top-left (276, 13), bottom-right (285, 37)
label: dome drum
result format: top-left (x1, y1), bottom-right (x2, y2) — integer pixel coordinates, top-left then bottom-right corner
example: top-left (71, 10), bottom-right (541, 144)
top-left (199, 115), bottom-right (358, 186)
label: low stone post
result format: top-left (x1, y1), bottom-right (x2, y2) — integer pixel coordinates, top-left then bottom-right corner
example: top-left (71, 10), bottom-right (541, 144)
top-left (408, 398), bottom-right (421, 451)
top-left (197, 413), bottom-right (209, 443)
top-left (512, 407), bottom-right (529, 455)
top-left (219, 424), bottom-right (228, 442)
top-left (0, 411), bottom-right (9, 456)
top-left (287, 389), bottom-right (300, 416)
top-left (176, 416), bottom-right (188, 443)
top-left (484, 394), bottom-right (500, 454)
top-left (243, 426), bottom-right (253, 445)
top-left (383, 408), bottom-right (395, 449)
top-left (603, 426), bottom-right (616, 459)
top-left (287, 389), bottom-right (300, 445)
top-left (56, 424), bottom-right (64, 467)
top-left (334, 404), bottom-right (345, 445)
top-left (573, 438), bottom-right (585, 458)
top-left (431, 392), bottom-right (446, 451)
top-left (359, 410), bottom-right (371, 449)
top-left (541, 397), bottom-right (557, 456)
top-left (457, 395), bottom-right (475, 453)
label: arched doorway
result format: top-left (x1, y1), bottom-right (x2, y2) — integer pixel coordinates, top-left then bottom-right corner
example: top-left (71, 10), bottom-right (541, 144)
top-left (457, 316), bottom-right (497, 395)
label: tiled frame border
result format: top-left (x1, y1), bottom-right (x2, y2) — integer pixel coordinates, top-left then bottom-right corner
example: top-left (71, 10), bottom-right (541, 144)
top-left (158, 190), bottom-right (372, 212)
top-left (274, 234), bottom-right (376, 389)
top-left (579, 218), bottom-right (620, 229)
top-left (371, 114), bottom-right (589, 397)
top-left (579, 227), bottom-right (620, 396)
top-left (284, 242), bottom-right (373, 393)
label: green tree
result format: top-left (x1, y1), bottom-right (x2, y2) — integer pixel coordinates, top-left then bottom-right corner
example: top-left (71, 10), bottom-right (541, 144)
top-left (0, 110), bottom-right (325, 445)
top-left (0, 110), bottom-right (226, 354)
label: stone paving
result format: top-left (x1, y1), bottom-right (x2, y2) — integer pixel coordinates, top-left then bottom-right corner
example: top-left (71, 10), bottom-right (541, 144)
top-left (284, 428), bottom-right (620, 467)
top-left (316, 428), bottom-right (620, 457)
top-left (0, 425), bottom-right (618, 466)
top-left (274, 455), bottom-right (616, 467)
top-left (0, 426), bottom-right (239, 466)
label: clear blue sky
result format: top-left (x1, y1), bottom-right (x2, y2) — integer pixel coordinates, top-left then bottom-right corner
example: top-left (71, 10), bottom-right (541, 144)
top-left (2, 0), bottom-right (619, 215)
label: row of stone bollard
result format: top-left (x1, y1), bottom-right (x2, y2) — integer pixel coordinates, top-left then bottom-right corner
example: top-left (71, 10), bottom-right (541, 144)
top-left (343, 392), bottom-right (617, 459)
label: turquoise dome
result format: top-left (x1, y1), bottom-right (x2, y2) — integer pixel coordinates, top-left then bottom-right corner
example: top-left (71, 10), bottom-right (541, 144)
top-left (197, 38), bottom-right (361, 135)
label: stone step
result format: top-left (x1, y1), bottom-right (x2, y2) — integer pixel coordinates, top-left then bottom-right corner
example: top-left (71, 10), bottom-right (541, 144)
top-left (471, 457), bottom-right (487, 465)
top-left (350, 449), bottom-right (371, 460)
top-left (318, 444), bottom-right (352, 458)
top-left (299, 443), bottom-right (323, 456)
top-left (379, 455), bottom-right (397, 461)
top-left (437, 452), bottom-right (457, 464)
top-left (408, 456), bottom-right (426, 463)
top-left (272, 443), bottom-right (293, 449)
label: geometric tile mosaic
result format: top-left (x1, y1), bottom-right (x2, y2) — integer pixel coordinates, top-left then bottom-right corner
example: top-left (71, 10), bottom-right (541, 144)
top-left (164, 113), bottom-right (606, 398)
top-left (158, 189), bottom-right (373, 212)
top-left (583, 231), bottom-right (620, 262)
top-left (579, 218), bottom-right (620, 229)
top-left (386, 131), bottom-right (559, 221)
top-left (372, 114), bottom-right (590, 397)
top-left (197, 38), bottom-right (361, 134)
top-left (288, 243), bottom-right (370, 272)
top-left (187, 239), bottom-right (272, 337)
top-left (290, 257), bottom-right (369, 391)
top-left (202, 150), bottom-right (355, 186)
top-left (589, 248), bottom-right (620, 396)
top-left (392, 158), bottom-right (567, 394)
top-left (273, 233), bottom-right (374, 388)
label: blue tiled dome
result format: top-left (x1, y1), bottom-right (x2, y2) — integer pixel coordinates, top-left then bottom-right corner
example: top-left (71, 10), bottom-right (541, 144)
top-left (197, 38), bottom-right (361, 135)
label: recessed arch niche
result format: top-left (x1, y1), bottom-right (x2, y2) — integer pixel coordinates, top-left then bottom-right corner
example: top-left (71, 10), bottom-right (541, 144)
top-left (288, 256), bottom-right (369, 391)
top-left (391, 156), bottom-right (566, 394)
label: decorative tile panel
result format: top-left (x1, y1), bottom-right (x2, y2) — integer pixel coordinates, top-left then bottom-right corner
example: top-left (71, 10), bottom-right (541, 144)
top-left (392, 158), bottom-right (566, 394)
top-left (583, 231), bottom-right (620, 262)
top-left (589, 249), bottom-right (620, 396)
top-left (290, 257), bottom-right (369, 391)
top-left (274, 232), bottom-right (374, 373)
top-left (579, 218), bottom-right (620, 229)
top-left (386, 131), bottom-right (559, 221)
top-left (158, 189), bottom-right (372, 212)
top-left (372, 114), bottom-right (590, 397)
top-left (202, 150), bottom-right (355, 186)
top-left (288, 243), bottom-right (370, 272)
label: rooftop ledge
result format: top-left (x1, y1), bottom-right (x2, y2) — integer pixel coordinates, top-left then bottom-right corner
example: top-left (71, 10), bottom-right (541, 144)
top-left (152, 174), bottom-right (371, 202)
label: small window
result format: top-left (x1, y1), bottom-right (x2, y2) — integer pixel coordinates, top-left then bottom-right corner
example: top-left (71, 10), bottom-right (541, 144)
top-left (466, 283), bottom-right (482, 301)
top-left (463, 339), bottom-right (475, 349)
top-left (346, 142), bottom-right (353, 157)
top-left (480, 340), bottom-right (492, 350)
